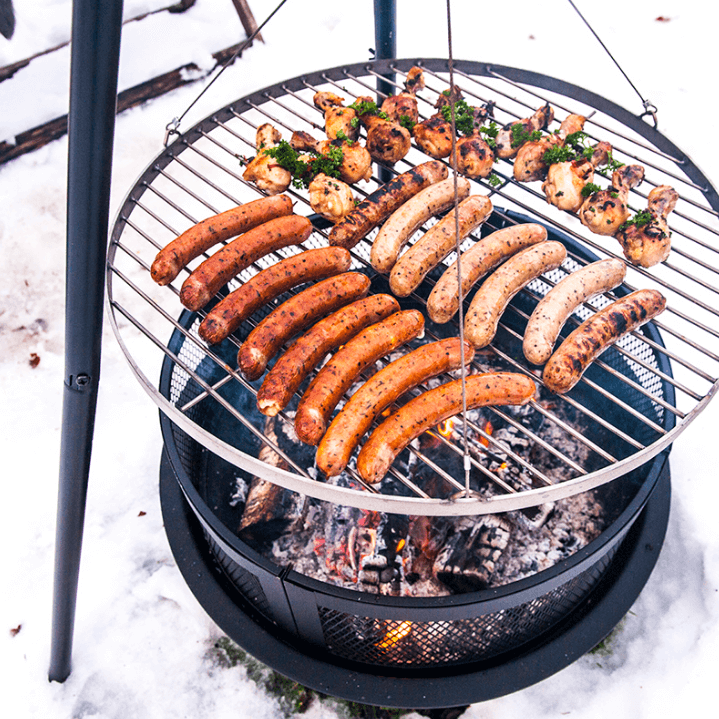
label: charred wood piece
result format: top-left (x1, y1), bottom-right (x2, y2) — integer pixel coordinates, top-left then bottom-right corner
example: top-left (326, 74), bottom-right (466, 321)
top-left (434, 515), bottom-right (511, 592)
top-left (238, 418), bottom-right (305, 545)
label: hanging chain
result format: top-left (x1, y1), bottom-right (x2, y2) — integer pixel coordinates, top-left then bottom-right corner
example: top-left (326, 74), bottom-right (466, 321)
top-left (445, 0), bottom-right (473, 497)
top-left (567, 0), bottom-right (658, 127)
top-left (164, 0), bottom-right (291, 146)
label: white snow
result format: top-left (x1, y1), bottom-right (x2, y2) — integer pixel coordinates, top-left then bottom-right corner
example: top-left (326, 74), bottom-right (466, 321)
top-left (2, 1), bottom-right (719, 717)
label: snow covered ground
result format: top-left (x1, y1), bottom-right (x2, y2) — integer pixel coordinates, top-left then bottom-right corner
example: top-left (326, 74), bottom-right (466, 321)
top-left (2, 1), bottom-right (718, 717)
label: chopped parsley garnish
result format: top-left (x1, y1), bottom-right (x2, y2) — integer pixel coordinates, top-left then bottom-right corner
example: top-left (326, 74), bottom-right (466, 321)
top-left (581, 182), bottom-right (602, 197)
top-left (619, 210), bottom-right (654, 231)
top-left (399, 115), bottom-right (416, 131)
top-left (261, 140), bottom-right (308, 178)
top-left (541, 130), bottom-right (591, 165)
top-left (312, 144), bottom-right (344, 177)
top-left (348, 99), bottom-right (388, 123)
top-left (479, 121), bottom-right (499, 149)
top-left (487, 173), bottom-right (503, 188)
top-left (334, 130), bottom-right (354, 145)
top-left (542, 145), bottom-right (576, 165)
top-left (440, 98), bottom-right (481, 137)
top-left (261, 140), bottom-right (344, 189)
top-left (510, 123), bottom-right (542, 148)
top-left (564, 130), bottom-right (588, 148)
top-left (605, 151), bottom-right (625, 173)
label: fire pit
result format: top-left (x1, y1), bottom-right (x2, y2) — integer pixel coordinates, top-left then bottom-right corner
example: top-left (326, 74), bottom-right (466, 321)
top-left (106, 59), bottom-right (719, 706)
top-left (159, 444), bottom-right (670, 706)
top-left (155, 211), bottom-right (672, 704)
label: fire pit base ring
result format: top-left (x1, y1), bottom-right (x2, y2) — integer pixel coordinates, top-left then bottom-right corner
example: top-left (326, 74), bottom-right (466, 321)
top-left (159, 449), bottom-right (671, 708)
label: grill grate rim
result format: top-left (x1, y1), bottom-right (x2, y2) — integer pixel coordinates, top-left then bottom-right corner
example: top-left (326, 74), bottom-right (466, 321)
top-left (108, 59), bottom-right (717, 516)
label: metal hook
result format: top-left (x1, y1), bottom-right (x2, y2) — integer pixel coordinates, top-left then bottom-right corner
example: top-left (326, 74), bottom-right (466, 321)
top-left (164, 118), bottom-right (181, 147)
top-left (640, 100), bottom-right (659, 129)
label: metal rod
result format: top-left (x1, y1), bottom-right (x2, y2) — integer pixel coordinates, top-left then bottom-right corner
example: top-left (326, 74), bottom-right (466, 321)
top-left (373, 0), bottom-right (396, 183)
top-left (49, 0), bottom-right (124, 684)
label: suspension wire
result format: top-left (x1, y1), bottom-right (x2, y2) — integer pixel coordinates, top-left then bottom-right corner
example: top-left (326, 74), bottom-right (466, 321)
top-left (164, 0), bottom-right (291, 146)
top-left (445, 0), bottom-right (473, 497)
top-left (567, 0), bottom-right (658, 126)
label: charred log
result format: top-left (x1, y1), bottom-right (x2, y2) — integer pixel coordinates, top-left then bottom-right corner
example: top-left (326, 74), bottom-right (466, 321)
top-left (238, 418), bottom-right (305, 546)
top-left (433, 515), bottom-right (511, 592)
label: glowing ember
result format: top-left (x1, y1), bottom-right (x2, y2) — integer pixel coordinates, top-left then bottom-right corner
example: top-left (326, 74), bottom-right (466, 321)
top-left (313, 537), bottom-right (325, 554)
top-left (377, 621), bottom-right (412, 649)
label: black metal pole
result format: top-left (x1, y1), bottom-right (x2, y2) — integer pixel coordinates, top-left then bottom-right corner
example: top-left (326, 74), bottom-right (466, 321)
top-left (373, 0), bottom-right (396, 98)
top-left (373, 0), bottom-right (396, 183)
top-left (49, 0), bottom-right (124, 683)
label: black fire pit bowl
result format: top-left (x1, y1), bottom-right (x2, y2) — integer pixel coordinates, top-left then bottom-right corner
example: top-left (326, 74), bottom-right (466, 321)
top-left (159, 448), bottom-right (670, 707)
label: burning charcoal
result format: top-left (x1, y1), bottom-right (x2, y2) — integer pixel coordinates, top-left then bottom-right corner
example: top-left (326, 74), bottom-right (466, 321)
top-left (237, 418), bottom-right (305, 546)
top-left (434, 515), bottom-right (511, 592)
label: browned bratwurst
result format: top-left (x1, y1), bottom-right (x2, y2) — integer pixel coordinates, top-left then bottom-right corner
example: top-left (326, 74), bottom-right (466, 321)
top-left (256, 294), bottom-right (400, 417)
top-left (464, 241), bottom-right (567, 348)
top-left (427, 223), bottom-right (547, 324)
top-left (388, 194), bottom-right (493, 298)
top-left (294, 309), bottom-right (425, 445)
top-left (356, 372), bottom-right (537, 484)
top-left (522, 257), bottom-right (626, 365)
top-left (316, 338), bottom-right (475, 477)
top-left (180, 215), bottom-right (312, 311)
top-left (542, 289), bottom-right (666, 394)
top-left (237, 272), bottom-right (370, 381)
top-left (198, 247), bottom-right (352, 344)
top-left (328, 161), bottom-right (448, 249)
top-left (151, 195), bottom-right (293, 286)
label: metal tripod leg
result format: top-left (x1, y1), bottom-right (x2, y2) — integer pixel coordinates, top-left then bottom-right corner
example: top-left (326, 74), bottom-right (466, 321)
top-left (49, 0), bottom-right (124, 683)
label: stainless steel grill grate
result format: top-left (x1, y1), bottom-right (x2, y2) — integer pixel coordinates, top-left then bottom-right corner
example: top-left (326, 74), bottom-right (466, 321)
top-left (107, 59), bottom-right (719, 515)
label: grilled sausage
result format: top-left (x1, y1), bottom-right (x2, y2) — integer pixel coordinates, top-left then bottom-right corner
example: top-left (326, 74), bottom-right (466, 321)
top-left (294, 310), bottom-right (425, 445)
top-left (180, 215), bottom-right (312, 311)
top-left (389, 195), bottom-right (493, 298)
top-left (237, 272), bottom-right (370, 381)
top-left (316, 338), bottom-right (475, 477)
top-left (356, 372), bottom-right (537, 484)
top-left (523, 258), bottom-right (627, 365)
top-left (464, 240), bottom-right (567, 348)
top-left (256, 294), bottom-right (400, 417)
top-left (328, 161), bottom-right (448, 249)
top-left (542, 289), bottom-right (666, 394)
top-left (198, 247), bottom-right (352, 344)
top-left (151, 195), bottom-right (293, 286)
top-left (426, 223), bottom-right (548, 324)
top-left (370, 177), bottom-right (471, 273)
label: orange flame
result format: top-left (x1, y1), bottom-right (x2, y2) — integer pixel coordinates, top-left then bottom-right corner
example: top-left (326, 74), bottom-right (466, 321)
top-left (437, 417), bottom-right (455, 438)
top-left (479, 420), bottom-right (493, 447)
top-left (377, 621), bottom-right (412, 649)
top-left (395, 538), bottom-right (406, 553)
